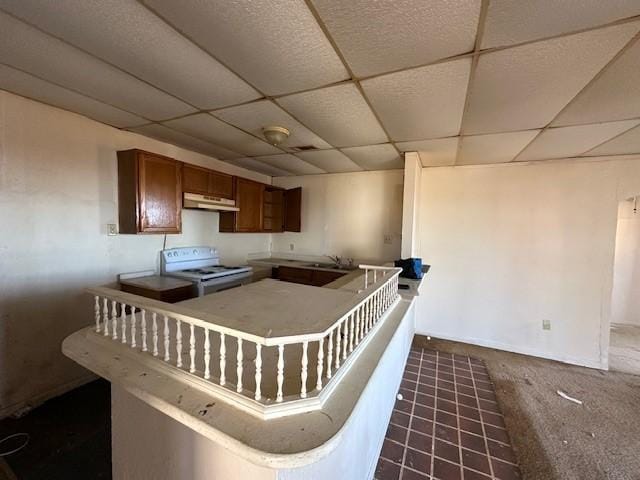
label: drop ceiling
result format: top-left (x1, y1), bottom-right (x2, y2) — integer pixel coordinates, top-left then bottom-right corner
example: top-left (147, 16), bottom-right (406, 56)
top-left (0, 0), bottom-right (639, 176)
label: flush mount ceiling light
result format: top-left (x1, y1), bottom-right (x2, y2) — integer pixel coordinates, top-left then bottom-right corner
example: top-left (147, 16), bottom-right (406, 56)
top-left (262, 126), bottom-right (290, 146)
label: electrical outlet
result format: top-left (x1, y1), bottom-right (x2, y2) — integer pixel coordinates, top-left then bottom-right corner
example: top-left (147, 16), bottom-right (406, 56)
top-left (107, 224), bottom-right (118, 236)
top-left (542, 319), bottom-right (551, 330)
top-left (289, 243), bottom-right (294, 251)
top-left (384, 234), bottom-right (393, 245)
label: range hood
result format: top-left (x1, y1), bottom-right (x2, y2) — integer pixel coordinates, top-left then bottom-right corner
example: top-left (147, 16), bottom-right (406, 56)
top-left (183, 193), bottom-right (239, 212)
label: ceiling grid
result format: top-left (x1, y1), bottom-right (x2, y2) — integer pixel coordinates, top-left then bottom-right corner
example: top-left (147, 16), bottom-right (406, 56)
top-left (0, 1), bottom-right (638, 175)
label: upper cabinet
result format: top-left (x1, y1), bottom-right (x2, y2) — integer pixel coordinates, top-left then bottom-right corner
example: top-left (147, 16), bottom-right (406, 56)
top-left (117, 149), bottom-right (182, 234)
top-left (183, 164), bottom-right (233, 199)
top-left (220, 177), bottom-right (264, 232)
top-left (284, 187), bottom-right (302, 233)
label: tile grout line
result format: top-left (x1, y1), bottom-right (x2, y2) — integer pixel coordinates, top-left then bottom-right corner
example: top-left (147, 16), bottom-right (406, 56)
top-left (429, 350), bottom-right (439, 479)
top-left (468, 357), bottom-right (496, 479)
top-left (398, 347), bottom-right (424, 480)
top-left (451, 354), bottom-right (464, 479)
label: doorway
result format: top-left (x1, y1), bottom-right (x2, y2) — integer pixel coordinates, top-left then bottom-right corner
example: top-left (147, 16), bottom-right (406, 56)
top-left (609, 196), bottom-right (640, 374)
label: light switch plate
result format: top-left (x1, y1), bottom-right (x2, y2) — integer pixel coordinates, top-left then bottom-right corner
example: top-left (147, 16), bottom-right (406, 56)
top-left (107, 224), bottom-right (118, 236)
top-left (542, 319), bottom-right (551, 330)
top-left (384, 234), bottom-right (393, 245)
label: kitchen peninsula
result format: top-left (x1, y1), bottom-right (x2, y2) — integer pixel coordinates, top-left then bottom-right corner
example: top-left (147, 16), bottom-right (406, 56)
top-left (63, 265), bottom-right (421, 479)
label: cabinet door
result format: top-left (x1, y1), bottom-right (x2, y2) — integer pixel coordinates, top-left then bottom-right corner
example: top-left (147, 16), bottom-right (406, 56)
top-left (276, 266), bottom-right (313, 285)
top-left (209, 171), bottom-right (234, 199)
top-left (235, 178), bottom-right (264, 232)
top-left (284, 187), bottom-right (302, 232)
top-left (183, 164), bottom-right (210, 195)
top-left (138, 152), bottom-right (182, 233)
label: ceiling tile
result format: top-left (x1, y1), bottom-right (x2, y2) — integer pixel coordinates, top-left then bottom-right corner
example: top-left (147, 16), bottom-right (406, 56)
top-left (0, 11), bottom-right (194, 120)
top-left (458, 130), bottom-right (540, 165)
top-left (229, 158), bottom-right (291, 177)
top-left (163, 114), bottom-right (280, 157)
top-left (464, 22), bottom-right (640, 134)
top-left (311, 0), bottom-right (481, 77)
top-left (341, 144), bottom-right (403, 170)
top-left (0, 64), bottom-right (146, 128)
top-left (553, 39), bottom-right (640, 126)
top-left (362, 58), bottom-right (471, 141)
top-left (276, 83), bottom-right (388, 147)
top-left (585, 124), bottom-right (640, 156)
top-left (0, 0), bottom-right (260, 109)
top-left (143, 0), bottom-right (348, 96)
top-left (482, 0), bottom-right (640, 49)
top-left (517, 120), bottom-right (640, 161)
top-left (214, 100), bottom-right (331, 150)
top-left (396, 138), bottom-right (460, 167)
top-left (295, 150), bottom-right (363, 173)
top-left (129, 124), bottom-right (242, 160)
top-left (253, 154), bottom-right (326, 176)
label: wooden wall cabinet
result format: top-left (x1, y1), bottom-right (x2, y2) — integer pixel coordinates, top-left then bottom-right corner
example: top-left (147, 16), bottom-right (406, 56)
top-left (117, 149), bottom-right (182, 234)
top-left (183, 164), bottom-right (233, 199)
top-left (220, 177), bottom-right (265, 232)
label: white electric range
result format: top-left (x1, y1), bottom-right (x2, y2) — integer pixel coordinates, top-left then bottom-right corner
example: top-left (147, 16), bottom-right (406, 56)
top-left (161, 246), bottom-right (253, 296)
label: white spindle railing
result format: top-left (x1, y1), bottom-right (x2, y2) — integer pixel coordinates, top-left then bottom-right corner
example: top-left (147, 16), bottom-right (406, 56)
top-left (87, 265), bottom-right (402, 419)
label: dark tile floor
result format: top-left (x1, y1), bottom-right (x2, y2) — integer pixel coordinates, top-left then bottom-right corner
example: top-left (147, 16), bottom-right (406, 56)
top-left (375, 347), bottom-right (521, 480)
top-left (0, 380), bottom-right (111, 480)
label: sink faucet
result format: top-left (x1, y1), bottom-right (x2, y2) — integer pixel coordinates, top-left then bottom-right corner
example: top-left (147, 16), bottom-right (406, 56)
top-left (328, 255), bottom-right (354, 268)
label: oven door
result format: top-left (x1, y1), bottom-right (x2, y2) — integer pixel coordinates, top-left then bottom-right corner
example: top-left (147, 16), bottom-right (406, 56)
top-left (200, 271), bottom-right (253, 295)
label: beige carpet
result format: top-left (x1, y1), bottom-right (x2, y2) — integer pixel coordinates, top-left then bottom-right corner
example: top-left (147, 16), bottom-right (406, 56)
top-left (413, 336), bottom-right (640, 480)
top-left (609, 324), bottom-right (640, 376)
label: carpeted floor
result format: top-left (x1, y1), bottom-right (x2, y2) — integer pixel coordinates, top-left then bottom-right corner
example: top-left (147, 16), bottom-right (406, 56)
top-left (609, 324), bottom-right (640, 376)
top-left (414, 336), bottom-right (640, 480)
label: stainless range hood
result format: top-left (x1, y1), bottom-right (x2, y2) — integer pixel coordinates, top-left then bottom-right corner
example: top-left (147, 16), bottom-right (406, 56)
top-left (183, 192), bottom-right (239, 212)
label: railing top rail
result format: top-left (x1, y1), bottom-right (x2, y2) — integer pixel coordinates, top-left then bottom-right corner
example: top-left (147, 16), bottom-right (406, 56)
top-left (88, 266), bottom-right (402, 347)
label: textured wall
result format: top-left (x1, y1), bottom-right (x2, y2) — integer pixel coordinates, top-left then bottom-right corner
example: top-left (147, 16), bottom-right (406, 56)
top-left (611, 198), bottom-right (640, 326)
top-left (272, 170), bottom-right (404, 263)
top-left (0, 91), bottom-right (271, 416)
top-left (414, 157), bottom-right (640, 369)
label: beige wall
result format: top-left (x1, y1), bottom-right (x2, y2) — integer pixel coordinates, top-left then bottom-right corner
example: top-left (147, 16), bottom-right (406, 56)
top-left (272, 170), bottom-right (404, 263)
top-left (0, 91), bottom-right (271, 416)
top-left (414, 157), bottom-right (640, 369)
top-left (611, 198), bottom-right (640, 326)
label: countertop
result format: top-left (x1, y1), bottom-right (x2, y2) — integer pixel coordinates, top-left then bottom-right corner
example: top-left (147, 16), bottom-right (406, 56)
top-left (119, 275), bottom-right (193, 291)
top-left (248, 257), bottom-right (356, 274)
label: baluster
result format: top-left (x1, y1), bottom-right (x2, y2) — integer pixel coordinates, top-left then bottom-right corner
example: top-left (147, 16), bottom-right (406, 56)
top-left (342, 318), bottom-right (349, 360)
top-left (354, 308), bottom-right (361, 345)
top-left (359, 305), bottom-right (365, 341)
top-left (236, 338), bottom-right (243, 393)
top-left (176, 320), bottom-right (182, 368)
top-left (111, 300), bottom-right (118, 340)
top-left (152, 313), bottom-right (158, 356)
top-left (94, 296), bottom-right (101, 332)
top-left (204, 329), bottom-right (211, 380)
top-left (368, 297), bottom-right (373, 329)
top-left (254, 343), bottom-right (262, 401)
top-left (102, 298), bottom-right (109, 336)
top-left (276, 344), bottom-right (285, 403)
top-left (219, 333), bottom-right (226, 386)
top-left (334, 323), bottom-right (341, 370)
top-left (326, 330), bottom-right (334, 379)
top-left (120, 303), bottom-right (127, 344)
top-left (348, 313), bottom-right (354, 353)
top-left (364, 270), bottom-right (368, 288)
top-left (374, 270), bottom-right (377, 283)
top-left (189, 324), bottom-right (196, 373)
top-left (316, 339), bottom-right (324, 390)
top-left (163, 315), bottom-right (170, 362)
top-left (130, 307), bottom-right (137, 348)
top-left (141, 310), bottom-right (147, 352)
top-left (300, 341), bottom-right (309, 398)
